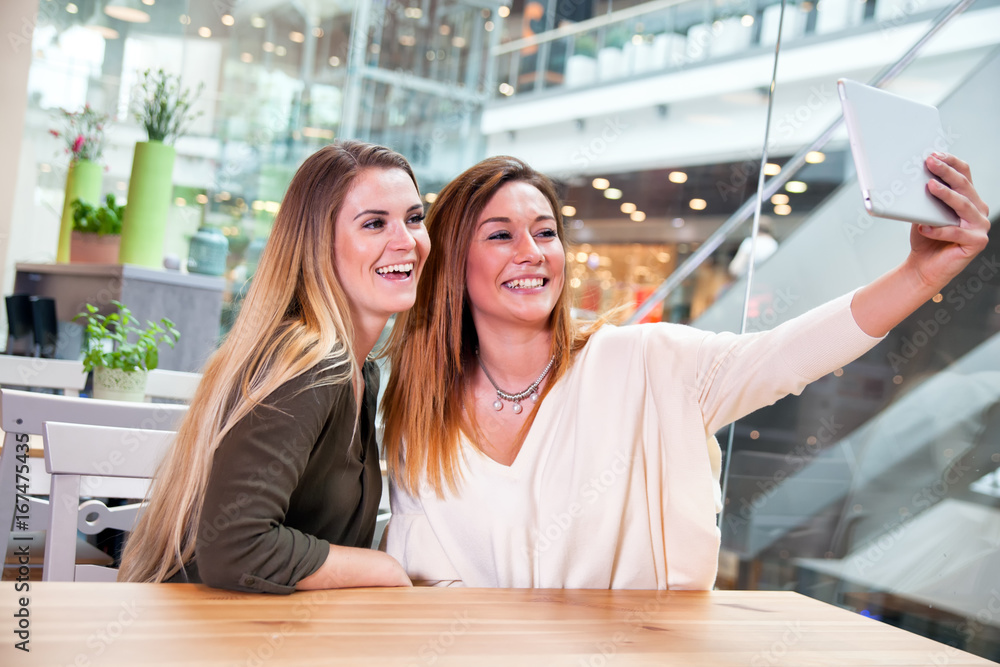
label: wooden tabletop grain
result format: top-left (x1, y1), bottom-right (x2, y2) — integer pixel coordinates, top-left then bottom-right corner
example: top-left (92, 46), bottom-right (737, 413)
top-left (1, 584), bottom-right (993, 666)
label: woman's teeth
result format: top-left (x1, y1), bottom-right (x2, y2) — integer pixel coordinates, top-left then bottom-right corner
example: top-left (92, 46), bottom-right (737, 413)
top-left (505, 278), bottom-right (545, 289)
top-left (376, 263), bottom-right (414, 275)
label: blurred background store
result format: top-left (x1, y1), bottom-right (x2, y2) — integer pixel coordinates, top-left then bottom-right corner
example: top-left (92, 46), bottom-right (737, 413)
top-left (1, 0), bottom-right (998, 659)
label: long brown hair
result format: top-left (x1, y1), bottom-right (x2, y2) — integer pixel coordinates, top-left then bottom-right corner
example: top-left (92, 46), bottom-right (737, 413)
top-left (382, 156), bottom-right (598, 497)
top-left (119, 141), bottom-right (418, 583)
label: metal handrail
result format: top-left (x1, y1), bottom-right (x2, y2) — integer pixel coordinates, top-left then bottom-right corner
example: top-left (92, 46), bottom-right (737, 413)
top-left (625, 0), bottom-right (976, 324)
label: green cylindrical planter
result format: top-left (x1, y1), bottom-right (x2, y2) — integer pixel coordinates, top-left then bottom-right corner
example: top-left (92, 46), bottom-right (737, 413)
top-left (119, 141), bottom-right (176, 268)
top-left (57, 159), bottom-right (103, 263)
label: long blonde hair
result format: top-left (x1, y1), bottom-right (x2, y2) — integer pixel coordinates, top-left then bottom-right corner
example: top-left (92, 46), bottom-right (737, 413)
top-left (382, 156), bottom-right (600, 497)
top-left (119, 141), bottom-right (418, 583)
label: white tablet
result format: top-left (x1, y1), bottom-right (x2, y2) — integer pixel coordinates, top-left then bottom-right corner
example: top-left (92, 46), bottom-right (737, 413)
top-left (837, 78), bottom-right (959, 227)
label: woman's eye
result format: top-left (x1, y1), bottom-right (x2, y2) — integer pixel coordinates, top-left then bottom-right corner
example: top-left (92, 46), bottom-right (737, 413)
top-left (407, 214), bottom-right (425, 226)
top-left (537, 228), bottom-right (558, 238)
top-left (362, 218), bottom-right (385, 230)
top-left (488, 231), bottom-right (512, 240)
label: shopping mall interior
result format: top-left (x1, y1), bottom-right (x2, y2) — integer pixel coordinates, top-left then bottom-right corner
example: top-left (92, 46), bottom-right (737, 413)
top-left (1, 0), bottom-right (998, 659)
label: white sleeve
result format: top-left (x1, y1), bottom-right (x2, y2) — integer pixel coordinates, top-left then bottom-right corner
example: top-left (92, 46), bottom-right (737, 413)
top-left (645, 290), bottom-right (884, 435)
top-left (384, 476), bottom-right (465, 587)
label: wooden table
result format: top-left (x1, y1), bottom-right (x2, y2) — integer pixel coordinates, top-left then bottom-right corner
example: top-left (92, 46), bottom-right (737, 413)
top-left (1, 585), bottom-right (994, 666)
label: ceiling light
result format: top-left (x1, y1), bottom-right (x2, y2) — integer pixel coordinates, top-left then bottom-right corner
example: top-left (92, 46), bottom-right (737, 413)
top-left (620, 202), bottom-right (636, 214)
top-left (425, 193), bottom-right (438, 203)
top-left (689, 198), bottom-right (707, 210)
top-left (561, 205), bottom-right (576, 216)
top-left (764, 163), bottom-right (781, 175)
top-left (329, 56), bottom-right (341, 66)
top-left (630, 211), bottom-right (646, 222)
top-left (452, 37), bottom-right (467, 48)
top-left (485, 21), bottom-right (495, 31)
top-left (263, 41), bottom-right (274, 52)
top-left (576, 252), bottom-right (587, 263)
top-left (66, 3), bottom-right (79, 13)
top-left (774, 204), bottom-right (792, 215)
top-left (313, 27), bottom-right (324, 38)
top-left (141, 0), bottom-right (154, 4)
top-left (603, 188), bottom-right (622, 200)
top-left (668, 171), bottom-right (687, 184)
top-left (195, 194), bottom-right (209, 204)
top-left (251, 15), bottom-right (266, 28)
top-left (221, 14), bottom-right (235, 26)
top-left (85, 24), bottom-right (120, 39)
top-left (198, 27), bottom-right (212, 38)
top-left (241, 52), bottom-right (253, 63)
top-left (592, 178), bottom-right (610, 190)
top-left (290, 31), bottom-right (305, 43)
top-left (741, 14), bottom-right (754, 26)
top-left (770, 193), bottom-right (789, 205)
top-left (671, 217), bottom-right (685, 228)
top-left (175, 197), bottom-right (187, 207)
top-left (498, 6), bottom-right (511, 17)
top-left (498, 83), bottom-right (514, 96)
top-left (785, 181), bottom-right (808, 193)
top-left (439, 25), bottom-right (451, 35)
top-left (104, 0), bottom-right (150, 22)
top-left (179, 14), bottom-right (191, 25)
top-left (275, 45), bottom-right (287, 56)
top-left (805, 151), bottom-right (826, 164)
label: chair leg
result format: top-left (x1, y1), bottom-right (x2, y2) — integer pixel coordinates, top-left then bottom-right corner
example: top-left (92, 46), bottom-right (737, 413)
top-left (43, 474), bottom-right (81, 582)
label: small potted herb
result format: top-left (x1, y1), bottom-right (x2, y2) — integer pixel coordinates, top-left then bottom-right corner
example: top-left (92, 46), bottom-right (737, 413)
top-left (75, 301), bottom-right (180, 401)
top-left (70, 193), bottom-right (125, 264)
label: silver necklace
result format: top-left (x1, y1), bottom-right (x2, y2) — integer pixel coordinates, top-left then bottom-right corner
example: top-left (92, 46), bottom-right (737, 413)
top-left (475, 348), bottom-right (555, 414)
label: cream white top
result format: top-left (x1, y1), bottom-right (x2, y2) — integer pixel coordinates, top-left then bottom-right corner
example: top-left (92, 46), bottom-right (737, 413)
top-left (386, 292), bottom-right (883, 589)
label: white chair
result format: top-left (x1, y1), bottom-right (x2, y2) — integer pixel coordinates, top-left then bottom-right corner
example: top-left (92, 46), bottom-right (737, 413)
top-left (0, 355), bottom-right (86, 396)
top-left (43, 421), bottom-right (175, 581)
top-left (144, 368), bottom-right (202, 402)
top-left (0, 389), bottom-right (186, 557)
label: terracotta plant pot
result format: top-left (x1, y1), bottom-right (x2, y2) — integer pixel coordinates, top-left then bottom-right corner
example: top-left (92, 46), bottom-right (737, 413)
top-left (70, 231), bottom-right (121, 264)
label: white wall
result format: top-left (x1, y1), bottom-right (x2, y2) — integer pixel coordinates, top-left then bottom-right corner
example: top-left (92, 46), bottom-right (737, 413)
top-left (0, 0), bottom-right (41, 339)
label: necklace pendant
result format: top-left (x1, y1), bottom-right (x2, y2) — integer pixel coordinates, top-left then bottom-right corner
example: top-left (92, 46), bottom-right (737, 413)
top-left (511, 402), bottom-right (523, 414)
top-left (493, 398), bottom-right (503, 411)
top-left (530, 391), bottom-right (539, 403)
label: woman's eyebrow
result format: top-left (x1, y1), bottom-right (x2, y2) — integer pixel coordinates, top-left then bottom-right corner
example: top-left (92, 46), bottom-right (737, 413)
top-left (353, 203), bottom-right (424, 220)
top-left (478, 214), bottom-right (554, 227)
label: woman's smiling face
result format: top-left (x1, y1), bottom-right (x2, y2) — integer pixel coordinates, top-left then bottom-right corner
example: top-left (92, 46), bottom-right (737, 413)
top-left (333, 168), bottom-right (430, 331)
top-left (464, 180), bottom-right (565, 332)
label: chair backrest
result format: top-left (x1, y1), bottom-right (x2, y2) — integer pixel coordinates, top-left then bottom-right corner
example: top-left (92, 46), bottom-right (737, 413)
top-left (42, 421), bottom-right (176, 582)
top-left (144, 368), bottom-right (202, 402)
top-left (0, 355), bottom-right (86, 396)
top-left (0, 389), bottom-right (188, 575)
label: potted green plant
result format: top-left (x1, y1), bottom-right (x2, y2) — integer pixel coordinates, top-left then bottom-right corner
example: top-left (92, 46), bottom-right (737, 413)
top-left (50, 105), bottom-right (110, 263)
top-left (70, 193), bottom-right (125, 264)
top-left (75, 300), bottom-right (180, 402)
top-left (119, 69), bottom-right (203, 269)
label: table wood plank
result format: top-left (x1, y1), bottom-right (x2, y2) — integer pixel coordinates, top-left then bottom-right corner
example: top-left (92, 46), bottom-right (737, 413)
top-left (0, 585), bottom-right (993, 666)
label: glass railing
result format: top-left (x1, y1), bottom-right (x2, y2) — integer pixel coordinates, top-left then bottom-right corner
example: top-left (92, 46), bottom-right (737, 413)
top-left (652, 2), bottom-right (1000, 659)
top-left (492, 0), bottom-right (962, 100)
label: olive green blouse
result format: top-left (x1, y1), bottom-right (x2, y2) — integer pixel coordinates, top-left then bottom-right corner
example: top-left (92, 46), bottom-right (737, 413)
top-left (168, 359), bottom-right (381, 593)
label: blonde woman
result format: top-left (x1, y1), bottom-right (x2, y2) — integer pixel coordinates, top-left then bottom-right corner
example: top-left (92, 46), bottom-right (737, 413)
top-left (119, 141), bottom-right (429, 592)
top-left (382, 153), bottom-right (989, 589)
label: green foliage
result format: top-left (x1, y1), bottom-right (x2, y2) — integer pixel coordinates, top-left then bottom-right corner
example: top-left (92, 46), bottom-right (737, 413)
top-left (74, 301), bottom-right (180, 373)
top-left (574, 34), bottom-right (598, 58)
top-left (71, 193), bottom-right (125, 236)
top-left (134, 69), bottom-right (204, 145)
top-left (604, 25), bottom-right (631, 49)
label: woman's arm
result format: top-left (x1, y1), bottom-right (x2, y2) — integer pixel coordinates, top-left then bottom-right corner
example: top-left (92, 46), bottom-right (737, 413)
top-left (196, 366), bottom-right (405, 592)
top-left (297, 544), bottom-right (411, 589)
top-left (851, 153), bottom-right (991, 337)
